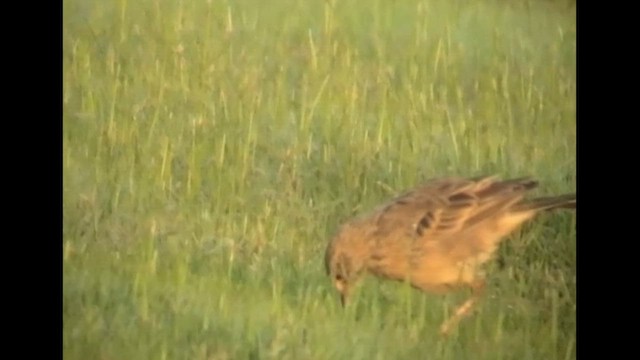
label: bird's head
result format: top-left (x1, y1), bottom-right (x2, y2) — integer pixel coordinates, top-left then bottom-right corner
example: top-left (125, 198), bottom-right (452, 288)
top-left (324, 226), bottom-right (369, 307)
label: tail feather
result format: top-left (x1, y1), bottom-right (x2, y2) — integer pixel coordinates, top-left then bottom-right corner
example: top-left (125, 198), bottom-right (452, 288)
top-left (514, 194), bottom-right (576, 212)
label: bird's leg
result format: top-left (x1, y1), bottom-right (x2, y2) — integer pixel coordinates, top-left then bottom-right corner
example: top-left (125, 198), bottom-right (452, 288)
top-left (439, 280), bottom-right (486, 336)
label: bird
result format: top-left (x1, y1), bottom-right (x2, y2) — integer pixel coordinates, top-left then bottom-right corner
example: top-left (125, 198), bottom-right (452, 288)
top-left (324, 175), bottom-right (576, 335)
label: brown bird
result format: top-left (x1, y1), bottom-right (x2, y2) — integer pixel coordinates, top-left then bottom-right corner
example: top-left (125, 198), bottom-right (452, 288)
top-left (324, 175), bottom-right (575, 335)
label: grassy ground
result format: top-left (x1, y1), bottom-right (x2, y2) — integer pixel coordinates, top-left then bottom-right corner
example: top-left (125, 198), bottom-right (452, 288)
top-left (63, 0), bottom-right (576, 358)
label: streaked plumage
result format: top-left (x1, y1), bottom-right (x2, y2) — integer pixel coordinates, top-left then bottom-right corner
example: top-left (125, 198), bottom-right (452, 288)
top-left (324, 175), bottom-right (576, 335)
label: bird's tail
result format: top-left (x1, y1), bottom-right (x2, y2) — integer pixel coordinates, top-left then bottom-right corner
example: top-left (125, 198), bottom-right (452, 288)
top-left (514, 193), bottom-right (576, 212)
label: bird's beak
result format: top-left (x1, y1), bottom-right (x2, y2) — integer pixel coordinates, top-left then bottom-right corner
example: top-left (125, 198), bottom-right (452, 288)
top-left (334, 278), bottom-right (349, 307)
top-left (340, 289), bottom-right (349, 307)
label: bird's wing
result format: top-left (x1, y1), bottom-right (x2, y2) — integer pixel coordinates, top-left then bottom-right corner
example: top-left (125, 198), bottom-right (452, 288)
top-left (372, 176), bottom-right (538, 252)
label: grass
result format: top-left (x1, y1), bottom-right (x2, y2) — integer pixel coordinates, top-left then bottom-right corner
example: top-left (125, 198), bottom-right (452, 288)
top-left (63, 0), bottom-right (576, 358)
